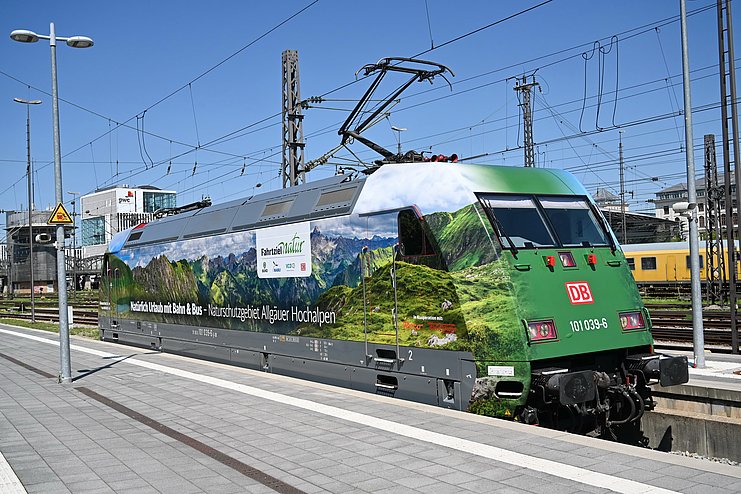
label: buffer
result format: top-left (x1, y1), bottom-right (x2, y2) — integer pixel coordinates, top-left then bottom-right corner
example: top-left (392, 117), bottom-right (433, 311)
top-left (47, 202), bottom-right (73, 225)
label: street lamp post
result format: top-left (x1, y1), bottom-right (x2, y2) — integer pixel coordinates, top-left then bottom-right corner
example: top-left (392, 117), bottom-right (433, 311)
top-left (679, 0), bottom-right (705, 368)
top-left (11, 22), bottom-right (94, 383)
top-left (14, 97), bottom-right (42, 323)
top-left (68, 191), bottom-right (79, 301)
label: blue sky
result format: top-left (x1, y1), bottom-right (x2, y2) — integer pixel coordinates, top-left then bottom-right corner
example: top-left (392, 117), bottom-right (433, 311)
top-left (0, 1), bottom-right (731, 220)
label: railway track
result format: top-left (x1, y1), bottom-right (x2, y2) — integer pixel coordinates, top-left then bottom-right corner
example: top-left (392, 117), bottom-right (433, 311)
top-left (646, 303), bottom-right (740, 350)
top-left (649, 327), bottom-right (733, 346)
top-left (648, 310), bottom-right (731, 329)
top-left (0, 306), bottom-right (98, 326)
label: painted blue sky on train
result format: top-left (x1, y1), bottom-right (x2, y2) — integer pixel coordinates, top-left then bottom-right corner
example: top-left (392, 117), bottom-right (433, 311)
top-left (115, 216), bottom-right (400, 268)
top-left (115, 230), bottom-right (256, 268)
top-left (0, 1), bottom-right (730, 224)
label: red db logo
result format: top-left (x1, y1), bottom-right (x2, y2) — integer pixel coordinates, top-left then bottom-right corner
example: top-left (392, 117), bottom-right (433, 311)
top-left (565, 282), bottom-right (594, 304)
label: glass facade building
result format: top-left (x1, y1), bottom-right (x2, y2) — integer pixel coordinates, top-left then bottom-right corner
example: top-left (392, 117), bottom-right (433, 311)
top-left (80, 186), bottom-right (176, 257)
top-left (81, 216), bottom-right (106, 247)
top-left (143, 191), bottom-right (177, 213)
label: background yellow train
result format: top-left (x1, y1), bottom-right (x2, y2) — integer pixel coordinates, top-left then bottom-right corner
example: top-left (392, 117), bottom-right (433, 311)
top-left (621, 241), bottom-right (740, 283)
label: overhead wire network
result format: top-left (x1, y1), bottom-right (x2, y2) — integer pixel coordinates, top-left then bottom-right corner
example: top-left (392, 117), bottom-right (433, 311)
top-left (291, 2), bottom-right (719, 173)
top-left (0, 4), bottom-right (670, 201)
top-left (0, 1), bottom-right (722, 212)
top-left (36, 0), bottom-right (559, 205)
top-left (203, 1), bottom-right (718, 199)
top-left (0, 1), bottom-right (321, 207)
top-left (325, 59), bottom-right (728, 182)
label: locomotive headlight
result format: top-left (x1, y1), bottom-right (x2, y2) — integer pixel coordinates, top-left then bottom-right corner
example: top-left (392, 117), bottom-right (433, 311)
top-left (619, 311), bottom-right (645, 331)
top-left (526, 319), bottom-right (558, 342)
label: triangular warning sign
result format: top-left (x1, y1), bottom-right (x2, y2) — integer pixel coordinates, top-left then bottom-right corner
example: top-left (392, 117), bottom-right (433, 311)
top-left (47, 202), bottom-right (73, 225)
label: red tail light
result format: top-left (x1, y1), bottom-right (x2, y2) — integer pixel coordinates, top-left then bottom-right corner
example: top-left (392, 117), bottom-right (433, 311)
top-left (545, 256), bottom-right (556, 267)
top-left (527, 319), bottom-right (558, 342)
top-left (587, 254), bottom-right (597, 265)
top-left (619, 311), bottom-right (645, 331)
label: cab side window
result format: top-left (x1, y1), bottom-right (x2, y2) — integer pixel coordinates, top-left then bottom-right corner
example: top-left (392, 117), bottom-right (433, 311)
top-left (626, 257), bottom-right (635, 271)
top-left (398, 209), bottom-right (434, 256)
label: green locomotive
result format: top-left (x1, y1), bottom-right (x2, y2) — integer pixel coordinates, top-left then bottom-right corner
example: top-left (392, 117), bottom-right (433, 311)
top-left (100, 162), bottom-right (688, 438)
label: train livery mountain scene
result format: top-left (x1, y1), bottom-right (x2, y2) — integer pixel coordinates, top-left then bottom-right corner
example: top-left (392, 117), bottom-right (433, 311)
top-left (101, 162), bottom-right (689, 436)
top-left (105, 201), bottom-right (524, 362)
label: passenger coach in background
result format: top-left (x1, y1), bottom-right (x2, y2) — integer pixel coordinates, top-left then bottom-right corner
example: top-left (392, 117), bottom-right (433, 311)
top-left (622, 241), bottom-right (740, 284)
top-left (100, 162), bottom-right (688, 442)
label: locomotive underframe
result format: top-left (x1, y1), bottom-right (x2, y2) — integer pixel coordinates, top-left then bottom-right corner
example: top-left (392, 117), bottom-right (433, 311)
top-left (99, 312), bottom-right (688, 444)
top-left (99, 314), bottom-right (479, 411)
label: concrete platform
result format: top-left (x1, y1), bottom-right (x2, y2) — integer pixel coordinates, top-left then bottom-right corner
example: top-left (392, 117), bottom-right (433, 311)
top-left (1, 323), bottom-right (740, 494)
top-left (643, 350), bottom-right (741, 461)
top-left (654, 350), bottom-right (741, 419)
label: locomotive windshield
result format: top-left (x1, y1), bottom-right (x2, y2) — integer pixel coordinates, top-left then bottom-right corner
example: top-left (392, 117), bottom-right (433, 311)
top-left (539, 197), bottom-right (609, 247)
top-left (477, 193), bottom-right (609, 249)
top-left (477, 195), bottom-right (556, 248)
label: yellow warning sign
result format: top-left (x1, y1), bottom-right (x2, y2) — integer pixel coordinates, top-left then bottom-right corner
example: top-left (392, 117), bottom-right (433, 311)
top-left (47, 202), bottom-right (73, 225)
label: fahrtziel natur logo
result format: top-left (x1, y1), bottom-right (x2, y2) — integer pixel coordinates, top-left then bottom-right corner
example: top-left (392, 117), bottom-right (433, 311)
top-left (256, 222), bottom-right (312, 279)
top-left (565, 281), bottom-right (594, 304)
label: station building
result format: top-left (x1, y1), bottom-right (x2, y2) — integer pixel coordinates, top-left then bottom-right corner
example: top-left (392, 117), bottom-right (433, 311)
top-left (3, 209), bottom-right (74, 294)
top-left (593, 188), bottom-right (678, 244)
top-left (654, 175), bottom-right (737, 240)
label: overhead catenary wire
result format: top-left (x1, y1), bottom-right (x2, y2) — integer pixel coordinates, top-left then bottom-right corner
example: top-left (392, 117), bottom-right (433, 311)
top-left (654, 26), bottom-right (685, 145)
top-left (595, 36), bottom-right (620, 130)
top-left (315, 0), bottom-right (558, 101)
top-left (0, 0), bottom-right (722, 209)
top-left (0, 0), bottom-right (711, 185)
top-left (2, 0), bottom-right (714, 188)
top-left (423, 2), bottom-right (715, 107)
top-left (0, 62), bottom-right (724, 207)
top-left (188, 83), bottom-right (201, 148)
top-left (0, 2), bottom-right (318, 189)
top-left (139, 0), bottom-right (319, 115)
top-left (115, 87), bottom-right (737, 202)
top-left (328, 60), bottom-right (714, 167)
top-left (338, 61), bottom-right (717, 164)
top-left (424, 0), bottom-right (435, 50)
top-left (90, 143), bottom-right (99, 188)
top-left (140, 111), bottom-right (155, 169)
top-left (416, 67), bottom-right (726, 159)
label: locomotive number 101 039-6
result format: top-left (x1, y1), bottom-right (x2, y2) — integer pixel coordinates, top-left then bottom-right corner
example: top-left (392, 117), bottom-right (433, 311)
top-left (569, 318), bottom-right (608, 332)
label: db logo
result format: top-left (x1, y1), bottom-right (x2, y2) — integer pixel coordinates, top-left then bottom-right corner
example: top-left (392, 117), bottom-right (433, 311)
top-left (565, 281), bottom-right (594, 304)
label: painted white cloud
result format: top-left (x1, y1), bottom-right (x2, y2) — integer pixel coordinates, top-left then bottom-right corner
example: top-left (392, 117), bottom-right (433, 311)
top-left (354, 163), bottom-right (477, 215)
